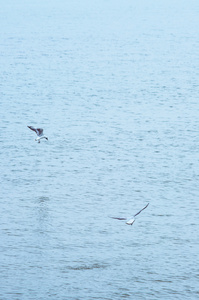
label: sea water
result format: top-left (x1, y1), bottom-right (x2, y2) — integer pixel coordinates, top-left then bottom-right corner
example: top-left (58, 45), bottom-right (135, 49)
top-left (0, 0), bottom-right (199, 299)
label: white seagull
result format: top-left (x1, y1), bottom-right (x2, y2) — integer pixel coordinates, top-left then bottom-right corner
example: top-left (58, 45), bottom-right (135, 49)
top-left (110, 203), bottom-right (149, 225)
top-left (27, 126), bottom-right (48, 143)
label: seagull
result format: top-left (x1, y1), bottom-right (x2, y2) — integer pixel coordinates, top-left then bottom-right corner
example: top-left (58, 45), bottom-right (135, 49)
top-left (110, 203), bottom-right (149, 225)
top-left (27, 126), bottom-right (48, 143)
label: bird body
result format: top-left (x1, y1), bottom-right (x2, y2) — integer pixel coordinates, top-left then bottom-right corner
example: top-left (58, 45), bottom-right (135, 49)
top-left (27, 126), bottom-right (48, 143)
top-left (126, 218), bottom-right (135, 225)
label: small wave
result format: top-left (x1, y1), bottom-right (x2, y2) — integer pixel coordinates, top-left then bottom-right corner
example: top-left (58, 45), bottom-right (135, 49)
top-left (68, 263), bottom-right (107, 271)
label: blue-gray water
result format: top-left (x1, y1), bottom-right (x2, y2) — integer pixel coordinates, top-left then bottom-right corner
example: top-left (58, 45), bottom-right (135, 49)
top-left (1, 0), bottom-right (199, 299)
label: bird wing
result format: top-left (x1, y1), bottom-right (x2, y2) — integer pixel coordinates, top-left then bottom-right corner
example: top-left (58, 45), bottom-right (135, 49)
top-left (27, 126), bottom-right (43, 136)
top-left (36, 128), bottom-right (43, 136)
top-left (134, 203), bottom-right (149, 217)
top-left (28, 126), bottom-right (37, 134)
top-left (109, 217), bottom-right (127, 220)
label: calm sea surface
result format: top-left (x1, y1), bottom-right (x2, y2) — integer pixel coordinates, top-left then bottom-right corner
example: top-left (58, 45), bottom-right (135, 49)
top-left (1, 0), bottom-right (199, 299)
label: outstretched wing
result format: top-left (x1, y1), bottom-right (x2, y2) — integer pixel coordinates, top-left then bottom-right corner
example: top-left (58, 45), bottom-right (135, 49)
top-left (109, 217), bottom-right (127, 221)
top-left (27, 126), bottom-right (43, 136)
top-left (28, 126), bottom-right (37, 134)
top-left (134, 203), bottom-right (149, 217)
top-left (36, 128), bottom-right (43, 136)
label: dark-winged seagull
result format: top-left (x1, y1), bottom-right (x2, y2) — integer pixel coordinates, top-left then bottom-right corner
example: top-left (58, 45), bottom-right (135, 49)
top-left (27, 126), bottom-right (48, 143)
top-left (110, 203), bottom-right (149, 225)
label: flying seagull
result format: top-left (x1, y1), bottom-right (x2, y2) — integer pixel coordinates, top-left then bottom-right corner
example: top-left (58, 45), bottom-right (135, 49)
top-left (110, 203), bottom-right (149, 225)
top-left (27, 126), bottom-right (48, 143)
